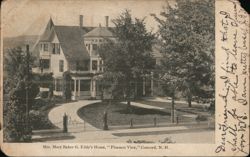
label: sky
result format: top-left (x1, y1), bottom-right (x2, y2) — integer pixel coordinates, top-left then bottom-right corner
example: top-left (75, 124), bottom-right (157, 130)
top-left (2, 0), bottom-right (172, 37)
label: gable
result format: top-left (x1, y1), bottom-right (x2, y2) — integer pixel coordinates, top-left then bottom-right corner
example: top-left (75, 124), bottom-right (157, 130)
top-left (54, 26), bottom-right (91, 63)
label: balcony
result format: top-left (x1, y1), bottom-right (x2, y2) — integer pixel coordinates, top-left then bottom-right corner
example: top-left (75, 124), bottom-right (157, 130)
top-left (32, 67), bottom-right (51, 74)
top-left (70, 70), bottom-right (91, 74)
top-left (40, 51), bottom-right (51, 59)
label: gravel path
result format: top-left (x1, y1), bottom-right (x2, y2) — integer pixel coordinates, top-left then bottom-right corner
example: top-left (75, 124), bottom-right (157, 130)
top-left (121, 101), bottom-right (164, 110)
top-left (48, 100), bottom-right (101, 132)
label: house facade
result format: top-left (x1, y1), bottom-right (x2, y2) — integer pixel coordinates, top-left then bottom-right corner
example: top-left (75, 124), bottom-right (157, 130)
top-left (35, 15), bottom-right (159, 100)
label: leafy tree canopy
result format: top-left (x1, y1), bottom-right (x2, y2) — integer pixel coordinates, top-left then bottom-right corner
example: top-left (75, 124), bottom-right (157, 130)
top-left (99, 10), bottom-right (155, 102)
top-left (153, 0), bottom-right (215, 105)
top-left (3, 46), bottom-right (39, 142)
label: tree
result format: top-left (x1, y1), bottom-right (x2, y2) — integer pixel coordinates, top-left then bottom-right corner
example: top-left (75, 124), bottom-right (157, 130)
top-left (99, 10), bottom-right (155, 108)
top-left (3, 46), bottom-right (39, 142)
top-left (63, 71), bottom-right (72, 101)
top-left (152, 0), bottom-right (215, 109)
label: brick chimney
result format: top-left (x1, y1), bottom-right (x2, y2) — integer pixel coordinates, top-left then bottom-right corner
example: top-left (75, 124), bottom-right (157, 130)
top-left (105, 16), bottom-right (109, 27)
top-left (79, 15), bottom-right (83, 27)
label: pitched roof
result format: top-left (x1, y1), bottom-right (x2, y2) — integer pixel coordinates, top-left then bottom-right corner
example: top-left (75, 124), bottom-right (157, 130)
top-left (39, 18), bottom-right (55, 42)
top-left (84, 26), bottom-right (114, 38)
top-left (39, 19), bottom-right (96, 64)
top-left (53, 26), bottom-right (94, 62)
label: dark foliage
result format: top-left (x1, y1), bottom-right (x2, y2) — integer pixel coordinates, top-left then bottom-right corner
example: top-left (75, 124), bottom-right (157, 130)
top-left (63, 71), bottom-right (72, 101)
top-left (98, 10), bottom-right (155, 105)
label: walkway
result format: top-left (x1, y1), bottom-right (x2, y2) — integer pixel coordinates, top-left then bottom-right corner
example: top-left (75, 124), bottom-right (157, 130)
top-left (121, 101), bottom-right (164, 110)
top-left (143, 97), bottom-right (210, 107)
top-left (48, 100), bottom-right (101, 132)
top-left (121, 101), bottom-right (198, 118)
top-left (43, 124), bottom-right (214, 143)
top-left (38, 99), bottom-right (214, 143)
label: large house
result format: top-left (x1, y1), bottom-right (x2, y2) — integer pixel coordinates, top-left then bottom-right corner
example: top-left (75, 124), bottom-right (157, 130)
top-left (34, 15), bottom-right (161, 100)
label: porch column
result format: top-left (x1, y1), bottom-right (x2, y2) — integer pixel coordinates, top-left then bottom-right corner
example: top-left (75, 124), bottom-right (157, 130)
top-left (93, 79), bottom-right (96, 97)
top-left (143, 77), bottom-right (146, 96)
top-left (97, 59), bottom-right (100, 72)
top-left (151, 72), bottom-right (154, 96)
top-left (90, 79), bottom-right (93, 97)
top-left (78, 79), bottom-right (80, 96)
top-left (91, 79), bottom-right (96, 98)
top-left (90, 59), bottom-right (92, 72)
top-left (74, 79), bottom-right (76, 97)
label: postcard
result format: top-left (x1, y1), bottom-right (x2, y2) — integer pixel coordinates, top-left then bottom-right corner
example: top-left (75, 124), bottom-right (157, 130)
top-left (0, 0), bottom-right (249, 156)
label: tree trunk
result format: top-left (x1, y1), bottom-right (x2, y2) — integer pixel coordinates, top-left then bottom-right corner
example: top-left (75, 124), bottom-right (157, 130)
top-left (188, 94), bottom-right (192, 107)
top-left (126, 81), bottom-right (131, 108)
top-left (171, 91), bottom-right (175, 123)
top-left (171, 94), bottom-right (175, 123)
top-left (127, 100), bottom-right (131, 106)
top-left (126, 80), bottom-right (132, 112)
top-left (134, 80), bottom-right (137, 100)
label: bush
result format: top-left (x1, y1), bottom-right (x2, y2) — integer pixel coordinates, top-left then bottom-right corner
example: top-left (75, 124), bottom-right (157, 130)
top-left (63, 71), bottom-right (71, 101)
top-left (39, 91), bottom-right (49, 99)
top-left (29, 110), bottom-right (55, 130)
top-left (195, 114), bottom-right (208, 121)
top-left (208, 99), bottom-right (215, 114)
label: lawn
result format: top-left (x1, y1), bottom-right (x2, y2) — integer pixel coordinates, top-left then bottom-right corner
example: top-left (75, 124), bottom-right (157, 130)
top-left (77, 101), bottom-right (194, 129)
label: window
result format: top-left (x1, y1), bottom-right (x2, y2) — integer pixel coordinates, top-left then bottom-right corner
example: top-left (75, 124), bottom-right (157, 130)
top-left (40, 43), bottom-right (43, 50)
top-left (56, 43), bottom-right (60, 54)
top-left (44, 43), bottom-right (48, 51)
top-left (92, 44), bottom-right (98, 50)
top-left (59, 60), bottom-right (64, 72)
top-left (40, 59), bottom-right (50, 69)
top-left (55, 79), bottom-right (63, 91)
top-left (52, 43), bottom-right (56, 54)
top-left (52, 43), bottom-right (60, 54)
top-left (80, 80), bottom-right (91, 91)
top-left (92, 60), bottom-right (97, 71)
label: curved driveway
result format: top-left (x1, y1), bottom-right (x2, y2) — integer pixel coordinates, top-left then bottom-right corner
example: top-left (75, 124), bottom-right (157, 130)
top-left (48, 100), bottom-right (100, 132)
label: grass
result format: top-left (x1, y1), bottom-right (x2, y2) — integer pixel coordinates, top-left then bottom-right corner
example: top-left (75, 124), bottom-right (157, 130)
top-left (77, 101), bottom-right (196, 129)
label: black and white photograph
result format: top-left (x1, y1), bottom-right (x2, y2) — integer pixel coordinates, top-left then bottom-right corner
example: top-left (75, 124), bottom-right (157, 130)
top-left (1, 0), bottom-right (249, 156)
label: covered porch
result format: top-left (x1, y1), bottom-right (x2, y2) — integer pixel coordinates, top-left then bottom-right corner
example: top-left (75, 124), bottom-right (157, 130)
top-left (70, 76), bottom-right (101, 100)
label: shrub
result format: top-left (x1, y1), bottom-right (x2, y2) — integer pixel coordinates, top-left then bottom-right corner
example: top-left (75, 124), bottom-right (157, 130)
top-left (63, 71), bottom-right (72, 101)
top-left (29, 110), bottom-right (55, 130)
top-left (39, 91), bottom-right (49, 99)
top-left (195, 114), bottom-right (208, 121)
